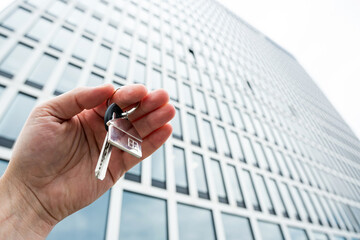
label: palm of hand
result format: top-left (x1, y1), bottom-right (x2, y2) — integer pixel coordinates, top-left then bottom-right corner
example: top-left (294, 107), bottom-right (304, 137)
top-left (6, 84), bottom-right (174, 224)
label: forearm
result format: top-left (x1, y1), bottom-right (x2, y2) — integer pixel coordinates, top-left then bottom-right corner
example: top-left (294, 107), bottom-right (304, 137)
top-left (0, 174), bottom-right (55, 239)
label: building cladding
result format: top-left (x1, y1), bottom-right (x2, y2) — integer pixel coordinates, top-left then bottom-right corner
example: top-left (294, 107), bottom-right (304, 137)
top-left (0, 0), bottom-right (359, 239)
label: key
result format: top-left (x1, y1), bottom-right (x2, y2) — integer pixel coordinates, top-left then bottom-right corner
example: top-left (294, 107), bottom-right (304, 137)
top-left (95, 102), bottom-right (143, 180)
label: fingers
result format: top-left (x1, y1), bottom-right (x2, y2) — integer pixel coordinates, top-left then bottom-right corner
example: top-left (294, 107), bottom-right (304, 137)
top-left (43, 84), bottom-right (114, 121)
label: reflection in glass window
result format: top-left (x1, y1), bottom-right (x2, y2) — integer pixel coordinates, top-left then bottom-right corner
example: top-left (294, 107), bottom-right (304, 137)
top-left (114, 53), bottom-right (129, 79)
top-left (173, 146), bottom-right (188, 194)
top-left (226, 165), bottom-right (245, 207)
top-left (178, 204), bottom-right (215, 240)
top-left (66, 8), bottom-right (84, 26)
top-left (54, 63), bottom-right (82, 95)
top-left (288, 227), bottom-right (309, 240)
top-left (258, 221), bottom-right (284, 240)
top-left (186, 113), bottom-right (200, 146)
top-left (268, 179), bottom-right (288, 217)
top-left (151, 46), bottom-right (161, 66)
top-left (208, 96), bottom-right (221, 120)
top-left (254, 174), bottom-right (275, 214)
top-left (242, 170), bottom-right (261, 211)
top-left (0, 93), bottom-right (36, 148)
top-left (182, 83), bottom-right (194, 108)
top-left (50, 27), bottom-right (74, 52)
top-left (1, 7), bottom-right (31, 31)
top-left (119, 192), bottom-right (167, 240)
top-left (0, 160), bottom-right (8, 176)
top-left (215, 126), bottom-right (232, 158)
top-left (86, 72), bottom-right (103, 87)
top-left (194, 90), bottom-right (207, 114)
top-left (229, 131), bottom-right (245, 162)
top-left (211, 159), bottom-right (228, 203)
top-left (151, 145), bottom-right (166, 188)
top-left (125, 162), bottom-right (141, 182)
top-left (264, 146), bottom-right (281, 174)
top-left (94, 45), bottom-right (111, 70)
top-left (85, 16), bottom-right (101, 35)
top-left (72, 36), bottom-right (93, 61)
top-left (26, 53), bottom-right (57, 89)
top-left (0, 42), bottom-right (33, 79)
top-left (202, 119), bottom-right (216, 152)
top-left (133, 61), bottom-right (146, 84)
top-left (312, 231), bottom-right (329, 240)
top-left (119, 32), bottom-right (132, 50)
top-left (165, 54), bottom-right (175, 72)
top-left (172, 108), bottom-right (182, 140)
top-left (241, 136), bottom-right (258, 167)
top-left (26, 17), bottom-right (52, 41)
top-left (192, 153), bottom-right (209, 199)
top-left (47, 0), bottom-right (67, 17)
top-left (48, 191), bottom-right (110, 240)
top-left (222, 213), bottom-right (254, 240)
top-left (103, 24), bottom-right (117, 43)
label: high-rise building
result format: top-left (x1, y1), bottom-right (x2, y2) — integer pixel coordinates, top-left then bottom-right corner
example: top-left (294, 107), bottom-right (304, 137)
top-left (0, 0), bottom-right (360, 239)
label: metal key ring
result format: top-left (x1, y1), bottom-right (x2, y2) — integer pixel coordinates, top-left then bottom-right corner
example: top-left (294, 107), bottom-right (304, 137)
top-left (106, 88), bottom-right (140, 120)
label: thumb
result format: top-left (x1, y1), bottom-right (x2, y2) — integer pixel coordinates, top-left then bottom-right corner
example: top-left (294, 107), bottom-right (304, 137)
top-left (43, 84), bottom-right (114, 121)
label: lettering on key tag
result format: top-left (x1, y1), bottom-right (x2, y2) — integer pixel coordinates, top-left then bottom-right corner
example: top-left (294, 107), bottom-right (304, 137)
top-left (107, 118), bottom-right (143, 158)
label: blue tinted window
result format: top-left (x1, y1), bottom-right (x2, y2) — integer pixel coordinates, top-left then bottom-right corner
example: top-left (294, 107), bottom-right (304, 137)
top-left (0, 160), bottom-right (8, 176)
top-left (50, 27), bottom-right (74, 52)
top-left (72, 36), bottom-right (93, 61)
top-left (0, 93), bottom-right (36, 147)
top-left (192, 153), bottom-right (209, 199)
top-left (48, 191), bottom-right (110, 240)
top-left (172, 108), bottom-right (182, 140)
top-left (94, 45), bottom-right (111, 70)
top-left (151, 145), bottom-right (166, 188)
top-left (0, 43), bottom-right (33, 79)
top-left (173, 146), bottom-right (188, 194)
top-left (26, 17), bottom-right (52, 41)
top-left (54, 64), bottom-right (82, 95)
top-left (119, 191), bottom-right (167, 240)
top-left (1, 7), bottom-right (31, 31)
top-left (177, 204), bottom-right (215, 240)
top-left (125, 162), bottom-right (141, 182)
top-left (86, 73), bottom-right (104, 87)
top-left (288, 226), bottom-right (309, 240)
top-left (222, 213), bottom-right (253, 240)
top-left (26, 53), bottom-right (57, 89)
top-left (312, 231), bottom-right (329, 240)
top-left (258, 221), bottom-right (284, 240)
top-left (114, 53), bottom-right (129, 79)
top-left (211, 159), bottom-right (228, 203)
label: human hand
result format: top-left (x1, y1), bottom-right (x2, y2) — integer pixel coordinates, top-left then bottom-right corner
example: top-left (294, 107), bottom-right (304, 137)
top-left (0, 84), bottom-right (175, 239)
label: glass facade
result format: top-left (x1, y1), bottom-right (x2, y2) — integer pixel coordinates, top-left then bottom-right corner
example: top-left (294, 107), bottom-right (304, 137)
top-left (0, 0), bottom-right (359, 239)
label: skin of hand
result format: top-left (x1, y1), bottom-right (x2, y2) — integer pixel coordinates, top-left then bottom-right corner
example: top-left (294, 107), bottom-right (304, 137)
top-left (0, 84), bottom-right (175, 239)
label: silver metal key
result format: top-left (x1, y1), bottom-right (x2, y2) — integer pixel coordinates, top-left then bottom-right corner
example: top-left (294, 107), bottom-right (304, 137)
top-left (95, 131), bottom-right (113, 180)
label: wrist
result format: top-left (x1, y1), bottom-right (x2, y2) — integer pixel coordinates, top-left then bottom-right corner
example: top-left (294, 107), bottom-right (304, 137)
top-left (0, 173), bottom-right (56, 239)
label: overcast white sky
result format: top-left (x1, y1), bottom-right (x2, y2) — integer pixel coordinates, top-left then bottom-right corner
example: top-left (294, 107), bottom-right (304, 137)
top-left (0, 0), bottom-right (359, 139)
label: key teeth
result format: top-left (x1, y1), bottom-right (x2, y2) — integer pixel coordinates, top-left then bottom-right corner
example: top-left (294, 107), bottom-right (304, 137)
top-left (95, 170), bottom-right (105, 180)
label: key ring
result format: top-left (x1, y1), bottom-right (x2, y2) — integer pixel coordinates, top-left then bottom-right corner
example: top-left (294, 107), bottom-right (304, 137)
top-left (106, 88), bottom-right (140, 120)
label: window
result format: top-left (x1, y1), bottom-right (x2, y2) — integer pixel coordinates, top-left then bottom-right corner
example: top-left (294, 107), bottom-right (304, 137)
top-left (182, 83), bottom-right (194, 108)
top-left (26, 17), bottom-right (52, 41)
top-left (279, 182), bottom-right (300, 220)
top-left (208, 96), bottom-right (221, 120)
top-left (86, 72), bottom-right (103, 87)
top-left (150, 68), bottom-right (162, 90)
top-left (220, 102), bottom-right (234, 126)
top-left (0, 93), bottom-right (36, 148)
top-left (47, 0), bottom-right (67, 17)
top-left (186, 113), bottom-right (200, 146)
top-left (178, 60), bottom-right (188, 79)
top-left (300, 190), bottom-right (321, 224)
top-left (172, 108), bottom-right (182, 140)
top-left (253, 118), bottom-right (265, 139)
top-left (166, 75), bottom-right (178, 101)
top-left (151, 46), bottom-right (161, 66)
top-left (125, 162), bottom-right (141, 182)
top-left (222, 213), bottom-right (254, 240)
top-left (215, 126), bottom-right (232, 158)
top-left (119, 192), bottom-right (167, 240)
top-left (164, 36), bottom-right (173, 51)
top-left (224, 84), bottom-right (235, 102)
top-left (263, 122), bottom-right (275, 143)
top-left (201, 72), bottom-right (213, 91)
top-left (50, 27), bottom-right (74, 52)
top-left (48, 191), bottom-right (110, 240)
top-left (242, 170), bottom-right (261, 211)
top-left (151, 145), bottom-right (166, 188)
top-left (192, 153), bottom-right (209, 199)
top-left (114, 53), bottom-right (129, 79)
top-left (0, 160), bottom-right (8, 176)
top-left (0, 34), bottom-right (6, 51)
top-left (213, 78), bottom-right (224, 96)
top-left (26, 53), bottom-right (57, 89)
top-left (232, 108), bottom-right (245, 130)
top-left (0, 42), bottom-right (33, 79)
top-left (72, 36), bottom-right (93, 62)
top-left (202, 119), bottom-right (216, 152)
top-left (103, 24), bottom-right (117, 43)
top-left (287, 227), bottom-right (309, 240)
top-left (138, 22), bottom-right (148, 38)
top-left (66, 8), bottom-right (84, 26)
top-left (253, 142), bottom-right (270, 171)
top-left (136, 39), bottom-right (147, 58)
top-left (177, 204), bottom-right (216, 240)
top-left (54, 63), bottom-right (82, 95)
top-left (176, 42), bottom-right (184, 57)
top-left (241, 136), bottom-right (258, 167)
top-left (1, 7), bottom-right (31, 31)
top-left (264, 147), bottom-right (281, 175)
top-left (119, 32), bottom-right (132, 50)
top-left (194, 90), bottom-right (208, 114)
top-left (211, 159), bottom-right (228, 203)
top-left (0, 85), bottom-right (4, 96)
top-left (85, 16), bottom-right (101, 35)
top-left (289, 186), bottom-right (311, 222)
top-left (165, 54), bottom-right (175, 72)
top-left (243, 113), bottom-right (255, 135)
top-left (226, 165), bottom-right (245, 207)
top-left (285, 155), bottom-right (299, 181)
top-left (312, 231), bottom-right (329, 240)
top-left (133, 61), bottom-right (146, 84)
top-left (257, 221), bottom-right (284, 240)
top-left (228, 131), bottom-right (245, 162)
top-left (94, 45), bottom-right (111, 70)
top-left (173, 146), bottom-right (188, 194)
top-left (254, 174), bottom-right (275, 214)
top-left (268, 179), bottom-right (288, 217)
top-left (190, 67), bottom-right (201, 85)
top-left (274, 151), bottom-right (290, 178)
